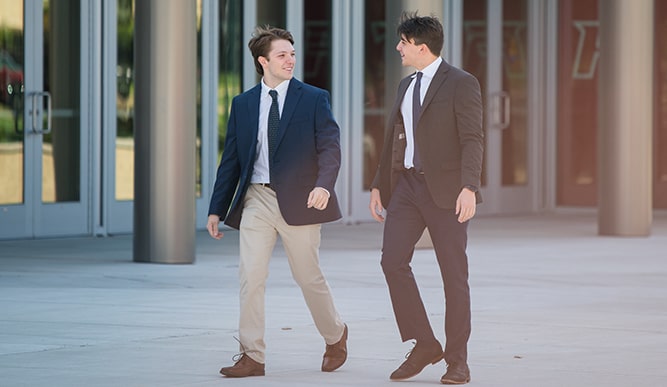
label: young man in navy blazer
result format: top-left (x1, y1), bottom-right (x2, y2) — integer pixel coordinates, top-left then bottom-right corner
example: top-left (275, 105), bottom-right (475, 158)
top-left (370, 12), bottom-right (483, 385)
top-left (207, 25), bottom-right (347, 378)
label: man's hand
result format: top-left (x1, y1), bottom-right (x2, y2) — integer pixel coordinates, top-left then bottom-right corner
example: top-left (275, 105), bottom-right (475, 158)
top-left (455, 187), bottom-right (477, 223)
top-left (206, 214), bottom-right (224, 239)
top-left (307, 187), bottom-right (330, 210)
top-left (369, 188), bottom-right (385, 222)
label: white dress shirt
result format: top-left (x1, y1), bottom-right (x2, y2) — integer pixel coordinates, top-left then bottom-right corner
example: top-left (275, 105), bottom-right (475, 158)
top-left (251, 79), bottom-right (290, 184)
top-left (401, 56), bottom-right (442, 169)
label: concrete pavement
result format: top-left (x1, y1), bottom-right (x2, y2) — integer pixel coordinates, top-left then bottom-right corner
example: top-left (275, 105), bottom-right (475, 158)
top-left (1, 212), bottom-right (666, 386)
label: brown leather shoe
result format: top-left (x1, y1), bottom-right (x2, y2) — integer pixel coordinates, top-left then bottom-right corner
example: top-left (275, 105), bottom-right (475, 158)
top-left (389, 340), bottom-right (444, 381)
top-left (321, 324), bottom-right (348, 372)
top-left (219, 353), bottom-right (265, 377)
top-left (440, 363), bottom-right (471, 384)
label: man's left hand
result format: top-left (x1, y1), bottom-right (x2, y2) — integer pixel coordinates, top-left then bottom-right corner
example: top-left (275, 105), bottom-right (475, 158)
top-left (307, 187), bottom-right (330, 210)
top-left (455, 187), bottom-right (477, 223)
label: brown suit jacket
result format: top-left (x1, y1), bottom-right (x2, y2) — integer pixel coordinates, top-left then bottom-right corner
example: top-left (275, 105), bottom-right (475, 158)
top-left (372, 60), bottom-right (484, 209)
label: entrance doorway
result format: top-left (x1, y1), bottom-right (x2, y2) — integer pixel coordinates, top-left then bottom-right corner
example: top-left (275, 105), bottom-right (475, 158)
top-left (462, 0), bottom-right (541, 214)
top-left (0, 0), bottom-right (92, 239)
top-left (349, 0), bottom-right (542, 222)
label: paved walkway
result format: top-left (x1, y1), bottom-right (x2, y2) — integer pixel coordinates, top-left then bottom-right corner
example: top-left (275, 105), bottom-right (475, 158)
top-left (1, 212), bottom-right (666, 386)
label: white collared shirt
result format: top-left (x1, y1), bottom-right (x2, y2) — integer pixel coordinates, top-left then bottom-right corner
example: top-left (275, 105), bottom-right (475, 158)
top-left (401, 57), bottom-right (442, 169)
top-left (251, 79), bottom-right (290, 184)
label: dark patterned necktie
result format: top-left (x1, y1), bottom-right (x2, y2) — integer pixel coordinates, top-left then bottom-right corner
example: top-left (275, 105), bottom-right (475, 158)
top-left (268, 90), bottom-right (280, 160)
top-left (412, 72), bottom-right (423, 171)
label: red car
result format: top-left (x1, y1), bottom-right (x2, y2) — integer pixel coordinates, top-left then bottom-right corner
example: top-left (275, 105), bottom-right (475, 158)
top-left (0, 50), bottom-right (24, 105)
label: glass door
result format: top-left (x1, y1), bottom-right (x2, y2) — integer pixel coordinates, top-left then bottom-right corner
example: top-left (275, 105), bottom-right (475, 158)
top-left (463, 0), bottom-right (537, 214)
top-left (0, 0), bottom-right (90, 239)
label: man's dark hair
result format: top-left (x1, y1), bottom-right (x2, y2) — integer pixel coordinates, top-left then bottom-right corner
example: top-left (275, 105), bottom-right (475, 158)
top-left (397, 12), bottom-right (444, 56)
top-left (248, 25), bottom-right (294, 75)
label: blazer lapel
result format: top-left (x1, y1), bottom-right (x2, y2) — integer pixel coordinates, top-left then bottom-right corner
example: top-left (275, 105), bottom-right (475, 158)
top-left (275, 78), bottom-right (303, 147)
top-left (245, 84), bottom-right (261, 157)
top-left (389, 76), bottom-right (412, 126)
top-left (421, 60), bottom-right (451, 111)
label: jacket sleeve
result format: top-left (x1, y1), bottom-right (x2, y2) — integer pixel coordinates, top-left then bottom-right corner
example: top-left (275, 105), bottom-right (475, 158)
top-left (454, 74), bottom-right (484, 189)
top-left (313, 90), bottom-right (341, 192)
top-left (208, 97), bottom-right (241, 218)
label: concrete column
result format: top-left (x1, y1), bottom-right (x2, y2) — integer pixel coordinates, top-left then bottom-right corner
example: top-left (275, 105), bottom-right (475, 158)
top-left (598, 0), bottom-right (653, 236)
top-left (133, 0), bottom-right (196, 263)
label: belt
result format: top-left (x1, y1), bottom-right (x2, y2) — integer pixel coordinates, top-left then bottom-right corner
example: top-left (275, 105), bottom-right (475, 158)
top-left (256, 183), bottom-right (274, 191)
top-left (405, 168), bottom-right (424, 175)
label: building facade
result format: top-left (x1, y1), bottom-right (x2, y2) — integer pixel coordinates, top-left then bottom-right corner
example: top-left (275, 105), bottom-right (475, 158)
top-left (0, 0), bottom-right (665, 239)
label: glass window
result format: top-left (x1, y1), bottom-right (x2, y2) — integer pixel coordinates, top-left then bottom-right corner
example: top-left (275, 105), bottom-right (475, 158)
top-left (501, 0), bottom-right (528, 186)
top-left (195, 2), bottom-right (203, 198)
top-left (115, 0), bottom-right (134, 201)
top-left (256, 0), bottom-right (286, 85)
top-left (556, 0), bottom-right (598, 206)
top-left (363, 0), bottom-right (386, 190)
top-left (257, 0), bottom-right (285, 28)
top-left (0, 1), bottom-right (24, 205)
top-left (557, 0), bottom-right (666, 208)
top-left (304, 0), bottom-right (332, 92)
top-left (218, 0), bottom-right (243, 158)
top-left (462, 0), bottom-right (488, 186)
top-left (115, 0), bottom-right (203, 200)
top-left (44, 0), bottom-right (81, 203)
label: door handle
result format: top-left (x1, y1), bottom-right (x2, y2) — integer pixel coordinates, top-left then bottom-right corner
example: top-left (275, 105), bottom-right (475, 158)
top-left (29, 91), bottom-right (52, 134)
top-left (492, 91), bottom-right (510, 130)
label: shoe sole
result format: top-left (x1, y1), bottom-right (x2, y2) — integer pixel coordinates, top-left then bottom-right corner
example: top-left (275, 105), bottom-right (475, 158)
top-left (440, 376), bottom-right (470, 384)
top-left (220, 370), bottom-right (265, 377)
top-left (389, 352), bottom-right (444, 381)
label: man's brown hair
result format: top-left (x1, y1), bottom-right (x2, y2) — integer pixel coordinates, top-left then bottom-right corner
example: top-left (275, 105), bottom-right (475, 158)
top-left (397, 11), bottom-right (444, 57)
top-left (248, 25), bottom-right (295, 75)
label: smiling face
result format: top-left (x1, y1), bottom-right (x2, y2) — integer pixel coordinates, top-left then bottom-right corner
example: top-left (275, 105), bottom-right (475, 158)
top-left (259, 39), bottom-right (295, 88)
top-left (396, 34), bottom-right (423, 69)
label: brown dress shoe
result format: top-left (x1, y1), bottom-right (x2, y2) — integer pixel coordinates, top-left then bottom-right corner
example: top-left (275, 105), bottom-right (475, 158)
top-left (389, 340), bottom-right (444, 381)
top-left (440, 363), bottom-right (470, 384)
top-left (321, 324), bottom-right (348, 372)
top-left (219, 353), bottom-right (265, 377)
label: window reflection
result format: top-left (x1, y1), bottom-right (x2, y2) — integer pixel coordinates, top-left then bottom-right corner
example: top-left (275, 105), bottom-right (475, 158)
top-left (556, 0), bottom-right (667, 208)
top-left (501, 0), bottom-right (528, 186)
top-left (44, 0), bottom-right (81, 203)
top-left (462, 0), bottom-right (487, 187)
top-left (218, 0), bottom-right (243, 158)
top-left (115, 0), bottom-right (203, 200)
top-left (196, 1), bottom-right (202, 197)
top-left (304, 0), bottom-right (332, 92)
top-left (115, 0), bottom-right (134, 201)
top-left (0, 1), bottom-right (24, 205)
top-left (556, 0), bottom-right (599, 206)
top-left (363, 0), bottom-right (386, 190)
top-left (256, 0), bottom-right (286, 85)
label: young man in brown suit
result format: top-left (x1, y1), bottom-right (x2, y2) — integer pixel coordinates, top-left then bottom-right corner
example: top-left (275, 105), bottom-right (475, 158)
top-left (369, 12), bottom-right (483, 385)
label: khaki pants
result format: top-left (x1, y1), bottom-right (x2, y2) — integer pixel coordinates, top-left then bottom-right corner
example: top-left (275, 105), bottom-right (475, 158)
top-left (237, 184), bottom-right (344, 363)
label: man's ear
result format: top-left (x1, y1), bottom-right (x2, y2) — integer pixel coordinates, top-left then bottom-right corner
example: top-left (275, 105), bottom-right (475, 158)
top-left (259, 56), bottom-right (268, 66)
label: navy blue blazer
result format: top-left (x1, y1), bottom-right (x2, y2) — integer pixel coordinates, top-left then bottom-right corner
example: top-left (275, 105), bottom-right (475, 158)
top-left (208, 78), bottom-right (342, 229)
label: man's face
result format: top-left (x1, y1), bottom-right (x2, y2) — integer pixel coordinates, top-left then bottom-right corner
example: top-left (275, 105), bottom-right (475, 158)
top-left (396, 34), bottom-right (422, 68)
top-left (261, 39), bottom-right (295, 87)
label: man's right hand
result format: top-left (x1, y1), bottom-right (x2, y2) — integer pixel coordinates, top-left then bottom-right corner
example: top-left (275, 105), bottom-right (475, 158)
top-left (369, 188), bottom-right (385, 223)
top-left (207, 214), bottom-right (224, 239)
